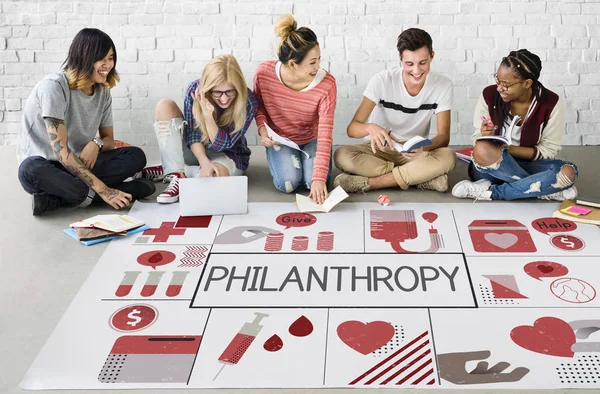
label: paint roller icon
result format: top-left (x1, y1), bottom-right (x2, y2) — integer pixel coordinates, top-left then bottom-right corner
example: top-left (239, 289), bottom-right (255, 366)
top-left (213, 312), bottom-right (269, 380)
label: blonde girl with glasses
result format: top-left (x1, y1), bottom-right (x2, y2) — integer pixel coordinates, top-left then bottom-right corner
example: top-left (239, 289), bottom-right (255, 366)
top-left (452, 49), bottom-right (578, 201)
top-left (141, 55), bottom-right (258, 204)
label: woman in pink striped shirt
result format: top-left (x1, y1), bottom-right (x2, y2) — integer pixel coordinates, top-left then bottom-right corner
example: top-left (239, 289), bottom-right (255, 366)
top-left (254, 14), bottom-right (337, 205)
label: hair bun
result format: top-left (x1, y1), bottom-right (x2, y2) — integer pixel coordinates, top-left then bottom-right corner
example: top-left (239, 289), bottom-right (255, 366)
top-left (274, 14), bottom-right (297, 39)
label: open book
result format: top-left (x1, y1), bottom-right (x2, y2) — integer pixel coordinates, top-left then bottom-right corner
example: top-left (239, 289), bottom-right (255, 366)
top-left (392, 135), bottom-right (433, 153)
top-left (477, 115), bottom-right (521, 145)
top-left (70, 214), bottom-right (145, 233)
top-left (296, 186), bottom-right (349, 213)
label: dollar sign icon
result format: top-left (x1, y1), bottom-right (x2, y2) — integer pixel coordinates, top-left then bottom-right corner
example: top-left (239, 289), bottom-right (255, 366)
top-left (110, 304), bottom-right (158, 332)
top-left (550, 234), bottom-right (585, 252)
top-left (560, 236), bottom-right (575, 248)
top-left (126, 309), bottom-right (143, 327)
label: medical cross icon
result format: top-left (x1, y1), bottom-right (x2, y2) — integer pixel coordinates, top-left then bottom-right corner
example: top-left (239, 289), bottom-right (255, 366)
top-left (143, 222), bottom-right (186, 242)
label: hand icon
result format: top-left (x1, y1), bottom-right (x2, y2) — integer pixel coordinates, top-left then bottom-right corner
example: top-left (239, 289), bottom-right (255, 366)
top-left (438, 350), bottom-right (530, 385)
top-left (214, 226), bottom-right (279, 245)
top-left (570, 320), bottom-right (600, 352)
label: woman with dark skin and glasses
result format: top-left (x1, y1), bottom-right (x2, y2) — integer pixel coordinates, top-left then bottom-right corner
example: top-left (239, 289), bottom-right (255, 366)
top-left (452, 49), bottom-right (578, 201)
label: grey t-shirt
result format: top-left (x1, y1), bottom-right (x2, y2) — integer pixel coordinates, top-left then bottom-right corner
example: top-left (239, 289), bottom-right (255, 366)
top-left (17, 71), bottom-right (113, 165)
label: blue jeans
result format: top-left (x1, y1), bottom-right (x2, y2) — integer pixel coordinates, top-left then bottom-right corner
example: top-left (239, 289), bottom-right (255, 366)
top-left (469, 148), bottom-right (578, 200)
top-left (266, 140), bottom-right (331, 193)
top-left (18, 147), bottom-right (147, 205)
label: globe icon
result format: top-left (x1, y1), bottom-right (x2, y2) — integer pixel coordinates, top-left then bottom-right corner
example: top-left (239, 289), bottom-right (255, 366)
top-left (550, 278), bottom-right (596, 304)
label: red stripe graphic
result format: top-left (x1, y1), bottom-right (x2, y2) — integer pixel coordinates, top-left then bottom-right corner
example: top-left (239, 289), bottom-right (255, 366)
top-left (411, 368), bottom-right (435, 385)
top-left (349, 331), bottom-right (435, 386)
top-left (395, 359), bottom-right (432, 385)
top-left (350, 331), bottom-right (427, 384)
top-left (379, 348), bottom-right (430, 384)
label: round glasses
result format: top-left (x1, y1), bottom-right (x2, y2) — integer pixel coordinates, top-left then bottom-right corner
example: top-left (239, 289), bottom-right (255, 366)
top-left (210, 89), bottom-right (237, 99)
top-left (493, 73), bottom-right (523, 91)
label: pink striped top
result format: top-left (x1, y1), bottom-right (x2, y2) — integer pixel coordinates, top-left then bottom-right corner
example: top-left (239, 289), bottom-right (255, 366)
top-left (253, 60), bottom-right (337, 183)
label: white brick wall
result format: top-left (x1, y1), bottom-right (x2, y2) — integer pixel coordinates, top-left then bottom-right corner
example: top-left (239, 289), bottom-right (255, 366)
top-left (0, 0), bottom-right (599, 147)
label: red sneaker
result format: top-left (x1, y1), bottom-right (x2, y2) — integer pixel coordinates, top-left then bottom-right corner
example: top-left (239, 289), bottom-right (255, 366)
top-left (139, 165), bottom-right (164, 182)
top-left (157, 175), bottom-right (180, 204)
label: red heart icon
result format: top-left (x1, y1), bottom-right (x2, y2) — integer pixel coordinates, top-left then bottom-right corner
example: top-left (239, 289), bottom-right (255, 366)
top-left (337, 320), bottom-right (395, 355)
top-left (538, 265), bottom-right (554, 274)
top-left (510, 317), bottom-right (576, 357)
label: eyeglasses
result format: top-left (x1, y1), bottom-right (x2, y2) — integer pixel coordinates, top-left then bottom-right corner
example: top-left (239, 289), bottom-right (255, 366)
top-left (493, 73), bottom-right (523, 91)
top-left (210, 89), bottom-right (237, 99)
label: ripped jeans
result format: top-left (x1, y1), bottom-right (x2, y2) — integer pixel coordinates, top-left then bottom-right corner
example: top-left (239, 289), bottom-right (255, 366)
top-left (154, 118), bottom-right (186, 175)
top-left (266, 140), bottom-right (331, 193)
top-left (469, 148), bottom-right (578, 200)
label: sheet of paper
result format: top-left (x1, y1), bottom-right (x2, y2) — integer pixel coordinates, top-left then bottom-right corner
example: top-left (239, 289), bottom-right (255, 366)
top-left (264, 123), bottom-right (309, 158)
top-left (296, 186), bottom-right (349, 213)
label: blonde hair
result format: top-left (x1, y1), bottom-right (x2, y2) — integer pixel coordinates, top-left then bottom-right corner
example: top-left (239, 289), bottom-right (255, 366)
top-left (66, 68), bottom-right (119, 90)
top-left (274, 14), bottom-right (318, 65)
top-left (192, 55), bottom-right (248, 144)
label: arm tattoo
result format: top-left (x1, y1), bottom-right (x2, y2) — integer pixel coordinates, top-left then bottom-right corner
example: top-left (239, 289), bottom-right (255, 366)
top-left (45, 117), bottom-right (94, 188)
top-left (44, 117), bottom-right (62, 129)
top-left (98, 187), bottom-right (118, 200)
top-left (44, 117), bottom-right (72, 161)
top-left (64, 157), bottom-right (95, 188)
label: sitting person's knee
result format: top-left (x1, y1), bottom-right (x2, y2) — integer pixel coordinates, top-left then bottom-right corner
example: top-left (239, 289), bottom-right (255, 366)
top-left (155, 98), bottom-right (179, 120)
top-left (435, 147), bottom-right (457, 172)
top-left (126, 146), bottom-right (147, 171)
top-left (274, 178), bottom-right (300, 193)
top-left (560, 164), bottom-right (577, 183)
top-left (472, 141), bottom-right (501, 167)
top-left (333, 146), bottom-right (347, 168)
top-left (333, 146), bottom-right (357, 171)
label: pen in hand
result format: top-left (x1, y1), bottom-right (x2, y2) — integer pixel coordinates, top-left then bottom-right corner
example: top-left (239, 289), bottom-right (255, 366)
top-left (383, 129), bottom-right (392, 147)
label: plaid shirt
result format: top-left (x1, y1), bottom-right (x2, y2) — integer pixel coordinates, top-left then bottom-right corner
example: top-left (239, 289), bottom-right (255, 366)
top-left (183, 80), bottom-right (257, 171)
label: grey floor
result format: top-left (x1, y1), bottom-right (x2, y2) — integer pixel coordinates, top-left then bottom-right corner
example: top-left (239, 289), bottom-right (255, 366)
top-left (1, 144), bottom-right (598, 394)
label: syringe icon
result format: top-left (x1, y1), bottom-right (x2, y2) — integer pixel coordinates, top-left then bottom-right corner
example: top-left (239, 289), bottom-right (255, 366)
top-left (213, 312), bottom-right (269, 380)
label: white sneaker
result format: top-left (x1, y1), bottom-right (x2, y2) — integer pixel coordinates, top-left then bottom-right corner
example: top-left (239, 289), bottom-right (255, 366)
top-left (157, 176), bottom-right (180, 204)
top-left (452, 179), bottom-right (493, 201)
top-left (538, 186), bottom-right (578, 202)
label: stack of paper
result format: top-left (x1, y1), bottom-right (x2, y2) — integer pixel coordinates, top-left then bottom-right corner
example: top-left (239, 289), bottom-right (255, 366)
top-left (553, 200), bottom-right (600, 226)
top-left (64, 214), bottom-right (149, 245)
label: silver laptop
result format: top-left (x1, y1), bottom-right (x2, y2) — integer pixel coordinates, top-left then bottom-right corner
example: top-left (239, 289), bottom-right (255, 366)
top-left (179, 176), bottom-right (248, 216)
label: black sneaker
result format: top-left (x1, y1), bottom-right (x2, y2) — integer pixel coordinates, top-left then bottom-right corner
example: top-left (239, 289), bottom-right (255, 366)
top-left (115, 178), bottom-right (156, 200)
top-left (32, 193), bottom-right (62, 216)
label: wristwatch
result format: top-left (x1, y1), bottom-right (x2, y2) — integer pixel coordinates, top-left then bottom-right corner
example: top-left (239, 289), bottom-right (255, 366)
top-left (92, 137), bottom-right (104, 151)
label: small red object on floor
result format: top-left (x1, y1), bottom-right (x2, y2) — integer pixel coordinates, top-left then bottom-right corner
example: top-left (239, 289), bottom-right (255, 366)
top-left (378, 194), bottom-right (390, 206)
